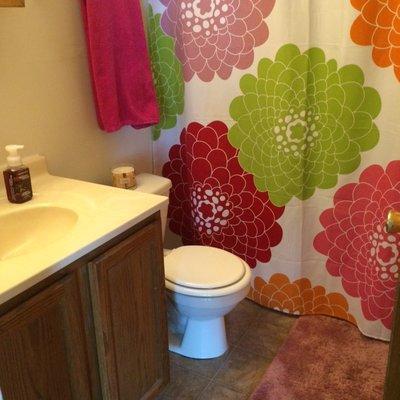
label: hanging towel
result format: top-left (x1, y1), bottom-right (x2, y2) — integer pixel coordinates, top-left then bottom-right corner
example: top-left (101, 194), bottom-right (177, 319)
top-left (81, 0), bottom-right (159, 133)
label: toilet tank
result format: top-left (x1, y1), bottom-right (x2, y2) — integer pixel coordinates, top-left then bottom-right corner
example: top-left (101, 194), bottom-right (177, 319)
top-left (135, 173), bottom-right (172, 239)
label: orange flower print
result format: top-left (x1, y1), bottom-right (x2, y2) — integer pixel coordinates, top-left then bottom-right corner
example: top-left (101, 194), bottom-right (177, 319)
top-left (350, 0), bottom-right (400, 81)
top-left (249, 274), bottom-right (357, 325)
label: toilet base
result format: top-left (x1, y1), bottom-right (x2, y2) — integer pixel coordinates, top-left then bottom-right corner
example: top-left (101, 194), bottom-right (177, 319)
top-left (169, 317), bottom-right (228, 359)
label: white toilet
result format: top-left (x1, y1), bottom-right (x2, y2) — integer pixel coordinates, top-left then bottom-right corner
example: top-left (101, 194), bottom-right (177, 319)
top-left (135, 173), bottom-right (251, 359)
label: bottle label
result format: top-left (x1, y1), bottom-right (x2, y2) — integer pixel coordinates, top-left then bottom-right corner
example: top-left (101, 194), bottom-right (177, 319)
top-left (4, 168), bottom-right (33, 203)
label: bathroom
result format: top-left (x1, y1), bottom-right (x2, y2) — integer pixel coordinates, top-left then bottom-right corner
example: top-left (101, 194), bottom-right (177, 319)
top-left (0, 0), bottom-right (399, 399)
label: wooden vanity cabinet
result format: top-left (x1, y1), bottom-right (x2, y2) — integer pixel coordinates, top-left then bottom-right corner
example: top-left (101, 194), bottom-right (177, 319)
top-left (0, 213), bottom-right (169, 400)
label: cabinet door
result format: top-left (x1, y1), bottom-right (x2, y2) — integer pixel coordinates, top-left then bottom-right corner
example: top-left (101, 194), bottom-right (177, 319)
top-left (0, 271), bottom-right (93, 400)
top-left (89, 220), bottom-right (169, 400)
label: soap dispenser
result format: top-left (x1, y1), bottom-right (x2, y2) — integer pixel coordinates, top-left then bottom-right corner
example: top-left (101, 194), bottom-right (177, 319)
top-left (3, 145), bottom-right (33, 204)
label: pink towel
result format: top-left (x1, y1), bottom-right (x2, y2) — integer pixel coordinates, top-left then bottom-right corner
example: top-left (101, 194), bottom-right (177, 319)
top-left (81, 0), bottom-right (159, 133)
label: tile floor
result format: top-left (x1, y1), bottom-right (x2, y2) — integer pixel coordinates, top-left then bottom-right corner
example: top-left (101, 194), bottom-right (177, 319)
top-left (157, 299), bottom-right (298, 400)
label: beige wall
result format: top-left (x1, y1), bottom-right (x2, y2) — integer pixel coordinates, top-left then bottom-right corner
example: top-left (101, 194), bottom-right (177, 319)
top-left (0, 0), bottom-right (153, 185)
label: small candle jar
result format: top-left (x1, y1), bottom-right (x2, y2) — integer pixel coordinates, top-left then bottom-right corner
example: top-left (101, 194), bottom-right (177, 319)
top-left (111, 164), bottom-right (136, 189)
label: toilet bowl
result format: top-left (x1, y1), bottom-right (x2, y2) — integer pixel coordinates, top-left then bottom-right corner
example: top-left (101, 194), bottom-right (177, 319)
top-left (135, 173), bottom-right (251, 359)
top-left (165, 245), bottom-right (251, 358)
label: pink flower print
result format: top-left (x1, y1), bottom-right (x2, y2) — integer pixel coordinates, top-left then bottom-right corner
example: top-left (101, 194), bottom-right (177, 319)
top-left (160, 0), bottom-right (275, 81)
top-left (314, 161), bottom-right (400, 329)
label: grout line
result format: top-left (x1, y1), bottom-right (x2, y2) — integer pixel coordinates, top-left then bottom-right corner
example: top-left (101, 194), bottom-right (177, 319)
top-left (193, 378), bottom-right (214, 400)
top-left (193, 310), bottom-right (262, 400)
top-left (169, 357), bottom-right (211, 380)
top-left (202, 313), bottom-right (262, 397)
top-left (236, 329), bottom-right (291, 360)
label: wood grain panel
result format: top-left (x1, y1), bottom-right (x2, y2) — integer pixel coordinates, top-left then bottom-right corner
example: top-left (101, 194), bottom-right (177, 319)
top-left (89, 219), bottom-right (169, 400)
top-left (0, 271), bottom-right (92, 399)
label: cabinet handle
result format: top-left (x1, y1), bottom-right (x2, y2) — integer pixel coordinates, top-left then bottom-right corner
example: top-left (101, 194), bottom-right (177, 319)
top-left (386, 210), bottom-right (400, 233)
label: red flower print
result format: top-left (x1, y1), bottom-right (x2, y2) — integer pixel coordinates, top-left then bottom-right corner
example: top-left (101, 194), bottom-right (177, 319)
top-left (162, 121), bottom-right (284, 267)
top-left (314, 161), bottom-right (400, 329)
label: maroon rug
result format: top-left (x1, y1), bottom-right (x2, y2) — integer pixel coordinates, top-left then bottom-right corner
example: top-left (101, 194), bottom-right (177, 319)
top-left (250, 315), bottom-right (389, 400)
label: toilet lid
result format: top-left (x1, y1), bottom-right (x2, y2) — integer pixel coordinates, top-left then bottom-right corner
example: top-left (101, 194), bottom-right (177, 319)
top-left (164, 246), bottom-right (246, 290)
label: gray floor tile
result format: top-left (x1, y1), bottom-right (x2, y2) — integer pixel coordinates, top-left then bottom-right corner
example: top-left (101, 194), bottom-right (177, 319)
top-left (169, 350), bottom-right (229, 379)
top-left (213, 347), bottom-right (271, 394)
top-left (197, 381), bottom-right (245, 400)
top-left (157, 362), bottom-right (209, 400)
top-left (236, 318), bottom-right (291, 359)
top-left (225, 299), bottom-right (261, 346)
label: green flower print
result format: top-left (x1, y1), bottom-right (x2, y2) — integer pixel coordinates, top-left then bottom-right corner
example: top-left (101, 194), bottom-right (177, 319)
top-left (229, 44), bottom-right (381, 206)
top-left (147, 6), bottom-right (184, 140)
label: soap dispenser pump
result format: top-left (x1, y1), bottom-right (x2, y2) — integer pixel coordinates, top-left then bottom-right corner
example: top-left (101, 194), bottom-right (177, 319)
top-left (3, 145), bottom-right (33, 204)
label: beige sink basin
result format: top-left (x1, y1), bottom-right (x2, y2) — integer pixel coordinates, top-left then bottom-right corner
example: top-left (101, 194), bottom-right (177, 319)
top-left (0, 206), bottom-right (78, 260)
top-left (0, 155), bottom-right (168, 305)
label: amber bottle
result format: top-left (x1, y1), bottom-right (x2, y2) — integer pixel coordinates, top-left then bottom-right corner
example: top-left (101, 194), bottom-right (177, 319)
top-left (3, 145), bottom-right (33, 204)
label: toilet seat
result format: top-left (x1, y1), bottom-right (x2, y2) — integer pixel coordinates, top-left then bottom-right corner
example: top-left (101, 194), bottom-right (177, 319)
top-left (164, 246), bottom-right (251, 297)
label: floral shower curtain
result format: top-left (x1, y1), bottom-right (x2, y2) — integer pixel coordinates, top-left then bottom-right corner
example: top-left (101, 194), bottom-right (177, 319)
top-left (146, 0), bottom-right (400, 341)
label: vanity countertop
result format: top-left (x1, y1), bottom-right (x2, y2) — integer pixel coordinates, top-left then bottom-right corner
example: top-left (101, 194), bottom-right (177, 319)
top-left (0, 155), bottom-right (168, 305)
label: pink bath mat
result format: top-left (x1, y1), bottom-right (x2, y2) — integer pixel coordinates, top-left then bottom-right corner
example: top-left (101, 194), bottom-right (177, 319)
top-left (250, 315), bottom-right (389, 400)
